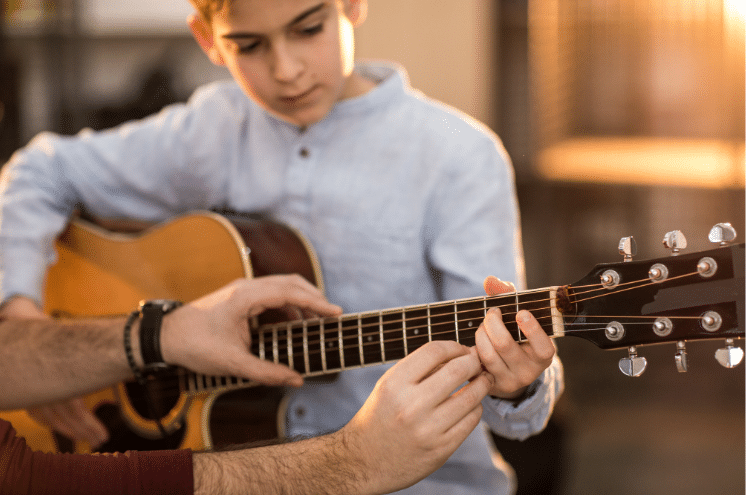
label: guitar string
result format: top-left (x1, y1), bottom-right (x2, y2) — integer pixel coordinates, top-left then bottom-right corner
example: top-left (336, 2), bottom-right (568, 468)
top-left (145, 269), bottom-right (719, 395)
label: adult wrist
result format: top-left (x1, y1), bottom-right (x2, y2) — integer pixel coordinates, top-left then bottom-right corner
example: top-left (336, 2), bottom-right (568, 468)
top-left (138, 299), bottom-right (182, 369)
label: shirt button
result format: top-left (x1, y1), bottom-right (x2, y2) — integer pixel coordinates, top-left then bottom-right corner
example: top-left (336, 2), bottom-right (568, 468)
top-left (299, 147), bottom-right (310, 158)
top-left (295, 406), bottom-right (306, 418)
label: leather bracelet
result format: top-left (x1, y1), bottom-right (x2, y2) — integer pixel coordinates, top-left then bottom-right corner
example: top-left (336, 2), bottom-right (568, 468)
top-left (139, 300), bottom-right (182, 368)
top-left (123, 310), bottom-right (144, 380)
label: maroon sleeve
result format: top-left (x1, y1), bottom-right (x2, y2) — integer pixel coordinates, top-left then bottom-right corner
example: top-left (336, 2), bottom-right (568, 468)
top-left (0, 419), bottom-right (193, 494)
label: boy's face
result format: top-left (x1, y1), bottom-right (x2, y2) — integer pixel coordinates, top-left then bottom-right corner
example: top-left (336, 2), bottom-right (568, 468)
top-left (190, 0), bottom-right (366, 127)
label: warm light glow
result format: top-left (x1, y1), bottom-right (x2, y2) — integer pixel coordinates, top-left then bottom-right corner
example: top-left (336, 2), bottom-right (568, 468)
top-left (537, 138), bottom-right (745, 189)
top-left (725, 0), bottom-right (746, 19)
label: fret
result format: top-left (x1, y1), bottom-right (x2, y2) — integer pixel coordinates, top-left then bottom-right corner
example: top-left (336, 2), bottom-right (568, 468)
top-left (404, 306), bottom-right (429, 355)
top-left (359, 314), bottom-right (383, 365)
top-left (382, 310), bottom-right (406, 361)
top-left (516, 289), bottom-right (557, 339)
top-left (259, 329), bottom-right (266, 360)
top-left (455, 298), bottom-right (485, 347)
top-left (318, 320), bottom-right (327, 372)
top-left (323, 319), bottom-right (342, 371)
top-left (427, 304), bottom-right (432, 341)
top-left (337, 318), bottom-right (345, 369)
top-left (402, 308), bottom-right (408, 356)
top-left (357, 315), bottom-right (365, 365)
top-left (340, 317), bottom-right (362, 368)
top-left (286, 323), bottom-right (294, 371)
top-left (515, 291), bottom-right (523, 343)
top-left (302, 321), bottom-right (310, 374)
top-left (378, 311), bottom-right (386, 362)
top-left (272, 327), bottom-right (279, 364)
top-left (453, 301), bottom-right (459, 344)
top-left (428, 303), bottom-right (458, 342)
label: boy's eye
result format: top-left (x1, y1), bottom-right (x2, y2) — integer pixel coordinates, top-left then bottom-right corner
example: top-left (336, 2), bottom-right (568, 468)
top-left (298, 23), bottom-right (323, 36)
top-left (237, 41), bottom-right (261, 54)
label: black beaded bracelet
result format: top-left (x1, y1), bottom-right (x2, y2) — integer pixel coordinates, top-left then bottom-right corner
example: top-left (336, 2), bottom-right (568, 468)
top-left (123, 310), bottom-right (144, 380)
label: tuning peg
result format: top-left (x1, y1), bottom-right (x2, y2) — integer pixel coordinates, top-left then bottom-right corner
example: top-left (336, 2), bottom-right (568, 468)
top-left (708, 223), bottom-right (737, 246)
top-left (674, 341), bottom-right (688, 372)
top-left (662, 230), bottom-right (687, 256)
top-left (619, 346), bottom-right (647, 377)
top-left (715, 339), bottom-right (744, 368)
top-left (618, 236), bottom-right (636, 262)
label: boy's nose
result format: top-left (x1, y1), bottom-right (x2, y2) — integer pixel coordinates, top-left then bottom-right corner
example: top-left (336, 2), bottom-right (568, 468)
top-left (271, 44), bottom-right (304, 82)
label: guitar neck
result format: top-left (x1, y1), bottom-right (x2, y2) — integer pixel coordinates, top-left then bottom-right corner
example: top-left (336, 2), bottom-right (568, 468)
top-left (262, 288), bottom-right (565, 377)
top-left (177, 287), bottom-right (564, 394)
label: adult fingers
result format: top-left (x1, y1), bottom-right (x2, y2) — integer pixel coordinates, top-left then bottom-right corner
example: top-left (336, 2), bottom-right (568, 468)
top-left (242, 275), bottom-right (342, 318)
top-left (228, 352), bottom-right (304, 387)
top-left (419, 352), bottom-right (484, 408)
top-left (392, 341), bottom-right (473, 385)
top-left (437, 372), bottom-right (493, 433)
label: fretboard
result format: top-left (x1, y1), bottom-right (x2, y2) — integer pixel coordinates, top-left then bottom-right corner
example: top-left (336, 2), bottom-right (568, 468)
top-left (178, 287), bottom-right (563, 394)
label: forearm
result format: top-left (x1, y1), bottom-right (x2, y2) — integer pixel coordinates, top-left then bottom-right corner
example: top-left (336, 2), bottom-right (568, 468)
top-left (193, 431), bottom-right (371, 495)
top-left (0, 316), bottom-right (139, 409)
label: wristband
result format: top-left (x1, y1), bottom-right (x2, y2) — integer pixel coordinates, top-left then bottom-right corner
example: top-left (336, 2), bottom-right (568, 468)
top-left (139, 299), bottom-right (182, 368)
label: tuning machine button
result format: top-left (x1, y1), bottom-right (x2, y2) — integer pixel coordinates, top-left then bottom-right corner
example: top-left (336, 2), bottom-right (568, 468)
top-left (619, 346), bottom-right (647, 377)
top-left (601, 270), bottom-right (621, 289)
top-left (675, 341), bottom-right (688, 372)
top-left (618, 236), bottom-right (636, 262)
top-left (708, 223), bottom-right (737, 246)
top-left (701, 311), bottom-right (722, 333)
top-left (648, 263), bottom-right (669, 283)
top-left (697, 257), bottom-right (718, 278)
top-left (653, 317), bottom-right (673, 337)
top-left (663, 230), bottom-right (687, 256)
top-left (715, 339), bottom-right (744, 368)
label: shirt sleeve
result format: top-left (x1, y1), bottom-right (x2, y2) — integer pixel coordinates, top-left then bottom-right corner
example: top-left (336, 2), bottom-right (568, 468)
top-left (0, 419), bottom-right (193, 495)
top-left (0, 82), bottom-right (239, 307)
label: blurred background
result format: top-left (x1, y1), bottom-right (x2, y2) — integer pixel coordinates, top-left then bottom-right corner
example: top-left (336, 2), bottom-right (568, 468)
top-left (1, 0), bottom-right (743, 493)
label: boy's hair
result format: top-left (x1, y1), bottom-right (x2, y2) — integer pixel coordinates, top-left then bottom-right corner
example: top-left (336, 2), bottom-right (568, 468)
top-left (189, 0), bottom-right (226, 21)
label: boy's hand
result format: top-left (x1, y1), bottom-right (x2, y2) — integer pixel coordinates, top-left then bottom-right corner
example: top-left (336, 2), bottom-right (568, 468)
top-left (474, 276), bottom-right (556, 400)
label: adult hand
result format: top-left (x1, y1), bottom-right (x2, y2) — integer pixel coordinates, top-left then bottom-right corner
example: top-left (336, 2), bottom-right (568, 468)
top-left (474, 276), bottom-right (556, 399)
top-left (0, 296), bottom-right (110, 448)
top-left (160, 274), bottom-right (342, 387)
top-left (340, 340), bottom-right (494, 494)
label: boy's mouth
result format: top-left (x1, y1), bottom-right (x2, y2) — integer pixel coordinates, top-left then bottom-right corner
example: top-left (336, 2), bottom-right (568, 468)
top-left (279, 85), bottom-right (319, 104)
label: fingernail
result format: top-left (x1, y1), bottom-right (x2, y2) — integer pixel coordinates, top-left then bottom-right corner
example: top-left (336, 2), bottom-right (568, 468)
top-left (517, 310), bottom-right (530, 323)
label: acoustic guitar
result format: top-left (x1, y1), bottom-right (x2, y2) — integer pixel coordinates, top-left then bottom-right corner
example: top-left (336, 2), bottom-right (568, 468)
top-left (5, 211), bottom-right (744, 454)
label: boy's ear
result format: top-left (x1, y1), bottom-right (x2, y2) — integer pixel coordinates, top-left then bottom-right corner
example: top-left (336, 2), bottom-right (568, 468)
top-left (344, 0), bottom-right (368, 27)
top-left (188, 13), bottom-right (226, 66)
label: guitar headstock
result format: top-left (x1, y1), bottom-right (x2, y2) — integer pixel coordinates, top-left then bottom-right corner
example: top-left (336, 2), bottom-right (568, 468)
top-left (561, 225), bottom-right (744, 376)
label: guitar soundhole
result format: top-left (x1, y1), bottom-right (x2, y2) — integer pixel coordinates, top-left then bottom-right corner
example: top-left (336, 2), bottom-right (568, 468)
top-left (94, 404), bottom-right (185, 453)
top-left (209, 387), bottom-right (285, 449)
top-left (125, 379), bottom-right (181, 420)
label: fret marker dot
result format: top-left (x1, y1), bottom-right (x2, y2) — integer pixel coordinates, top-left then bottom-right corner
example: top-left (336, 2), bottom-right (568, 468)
top-left (367, 335), bottom-right (373, 342)
top-left (414, 329), bottom-right (419, 335)
top-left (468, 321), bottom-right (474, 327)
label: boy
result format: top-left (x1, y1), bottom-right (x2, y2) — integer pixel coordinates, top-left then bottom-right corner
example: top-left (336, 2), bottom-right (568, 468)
top-left (0, 1), bottom-right (563, 493)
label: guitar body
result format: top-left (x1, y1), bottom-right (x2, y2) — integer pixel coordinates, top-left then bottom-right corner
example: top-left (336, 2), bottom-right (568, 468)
top-left (5, 211), bottom-right (323, 454)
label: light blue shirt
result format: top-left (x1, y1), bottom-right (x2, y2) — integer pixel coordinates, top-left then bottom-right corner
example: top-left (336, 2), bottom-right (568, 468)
top-left (0, 62), bottom-right (563, 494)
